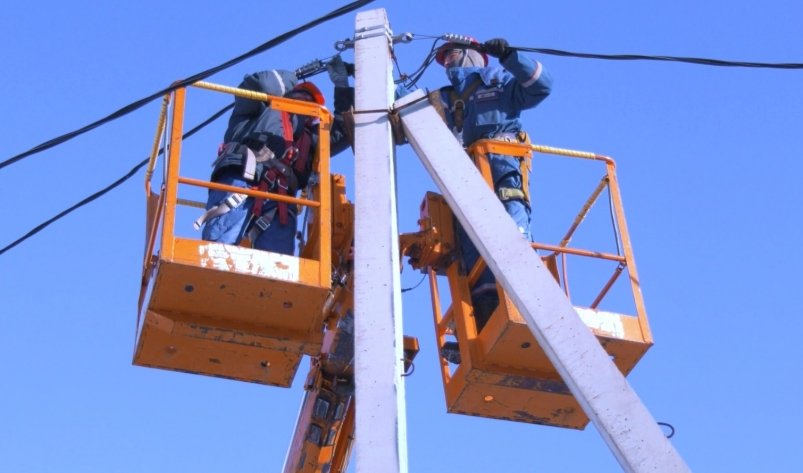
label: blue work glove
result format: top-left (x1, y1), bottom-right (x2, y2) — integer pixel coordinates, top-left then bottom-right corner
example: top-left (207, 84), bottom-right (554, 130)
top-left (483, 38), bottom-right (510, 59)
top-left (327, 55), bottom-right (349, 87)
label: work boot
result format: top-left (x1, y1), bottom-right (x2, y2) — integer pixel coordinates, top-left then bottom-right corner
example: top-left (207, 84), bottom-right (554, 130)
top-left (439, 341), bottom-right (461, 365)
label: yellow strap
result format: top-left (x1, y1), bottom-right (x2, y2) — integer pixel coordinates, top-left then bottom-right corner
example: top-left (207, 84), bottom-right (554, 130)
top-left (497, 187), bottom-right (527, 201)
top-left (517, 131), bottom-right (533, 204)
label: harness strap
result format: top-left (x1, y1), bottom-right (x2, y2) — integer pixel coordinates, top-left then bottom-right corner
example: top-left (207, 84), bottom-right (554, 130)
top-left (516, 131), bottom-right (533, 205)
top-left (251, 179), bottom-right (269, 223)
top-left (198, 113), bottom-right (310, 235)
top-left (193, 192), bottom-right (248, 230)
top-left (250, 116), bottom-right (315, 237)
top-left (246, 207), bottom-right (279, 244)
top-left (497, 187), bottom-right (527, 201)
top-left (243, 147), bottom-right (258, 181)
top-left (293, 124), bottom-right (313, 175)
top-left (253, 160), bottom-right (294, 226)
top-left (446, 80), bottom-right (483, 133)
top-left (253, 112), bottom-right (297, 226)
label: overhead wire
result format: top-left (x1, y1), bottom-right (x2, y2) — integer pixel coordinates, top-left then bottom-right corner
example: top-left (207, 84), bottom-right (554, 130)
top-left (392, 34), bottom-right (803, 91)
top-left (514, 46), bottom-right (803, 69)
top-left (4, 24), bottom-right (798, 173)
top-left (0, 0), bottom-right (374, 172)
top-left (0, 18), bottom-right (688, 454)
top-left (0, 103), bottom-right (232, 256)
top-left (5, 25), bottom-right (802, 255)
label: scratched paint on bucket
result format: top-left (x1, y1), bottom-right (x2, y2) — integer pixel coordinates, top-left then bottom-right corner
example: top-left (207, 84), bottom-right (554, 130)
top-left (574, 307), bottom-right (625, 339)
top-left (198, 243), bottom-right (300, 282)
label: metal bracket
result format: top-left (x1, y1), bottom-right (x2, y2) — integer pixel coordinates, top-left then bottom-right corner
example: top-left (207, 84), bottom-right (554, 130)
top-left (335, 31), bottom-right (414, 51)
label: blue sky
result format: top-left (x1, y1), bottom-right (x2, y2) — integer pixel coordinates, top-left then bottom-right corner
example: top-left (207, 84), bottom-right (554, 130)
top-left (2, 1), bottom-right (802, 472)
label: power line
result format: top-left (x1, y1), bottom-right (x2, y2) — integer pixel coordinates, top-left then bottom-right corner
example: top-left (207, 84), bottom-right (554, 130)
top-left (6, 19), bottom-right (802, 254)
top-left (395, 36), bottom-right (803, 90)
top-left (515, 46), bottom-right (803, 69)
top-left (0, 104), bottom-right (233, 256)
top-left (0, 0), bottom-right (374, 172)
top-left (4, 21), bottom-right (797, 173)
top-left (1, 0), bottom-right (373, 256)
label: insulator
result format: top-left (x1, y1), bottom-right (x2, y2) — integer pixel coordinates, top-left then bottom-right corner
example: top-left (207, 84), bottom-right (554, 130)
top-left (296, 60), bottom-right (326, 79)
top-left (442, 33), bottom-right (475, 46)
top-left (393, 32), bottom-right (414, 44)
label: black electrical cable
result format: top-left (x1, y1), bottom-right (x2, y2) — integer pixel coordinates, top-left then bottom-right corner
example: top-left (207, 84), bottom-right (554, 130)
top-left (0, 103), bottom-right (233, 256)
top-left (658, 421), bottom-right (676, 438)
top-left (401, 360), bottom-right (415, 377)
top-left (0, 0), bottom-right (374, 172)
top-left (8, 21), bottom-right (800, 253)
top-left (514, 46), bottom-right (803, 69)
top-left (397, 38), bottom-right (440, 88)
top-left (401, 273), bottom-right (427, 293)
top-left (396, 34), bottom-right (803, 89)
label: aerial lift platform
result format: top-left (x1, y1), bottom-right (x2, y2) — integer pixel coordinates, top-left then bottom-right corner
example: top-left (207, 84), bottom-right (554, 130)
top-left (400, 139), bottom-right (653, 430)
top-left (134, 83), bottom-right (344, 387)
top-left (133, 72), bottom-right (421, 473)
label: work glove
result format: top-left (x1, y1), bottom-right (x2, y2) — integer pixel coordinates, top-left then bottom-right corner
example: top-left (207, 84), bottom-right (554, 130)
top-left (327, 55), bottom-right (349, 88)
top-left (483, 38), bottom-right (510, 59)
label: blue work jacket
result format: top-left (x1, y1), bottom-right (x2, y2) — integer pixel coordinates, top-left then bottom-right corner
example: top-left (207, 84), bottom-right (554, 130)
top-left (439, 51), bottom-right (552, 183)
top-left (439, 51), bottom-right (552, 145)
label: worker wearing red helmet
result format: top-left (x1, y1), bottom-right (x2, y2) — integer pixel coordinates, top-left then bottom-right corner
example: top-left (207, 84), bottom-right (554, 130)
top-left (435, 36), bottom-right (489, 69)
top-left (433, 36), bottom-right (552, 361)
top-left (287, 81), bottom-right (326, 106)
top-left (198, 56), bottom-right (354, 255)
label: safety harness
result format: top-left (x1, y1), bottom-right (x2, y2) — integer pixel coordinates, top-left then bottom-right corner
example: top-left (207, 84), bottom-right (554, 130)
top-left (194, 111), bottom-right (315, 239)
top-left (251, 112), bottom-right (312, 229)
top-left (442, 81), bottom-right (482, 134)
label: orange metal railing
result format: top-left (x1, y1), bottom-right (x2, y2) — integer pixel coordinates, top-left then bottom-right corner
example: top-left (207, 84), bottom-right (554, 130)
top-left (140, 81), bottom-right (335, 292)
top-left (465, 139), bottom-right (651, 341)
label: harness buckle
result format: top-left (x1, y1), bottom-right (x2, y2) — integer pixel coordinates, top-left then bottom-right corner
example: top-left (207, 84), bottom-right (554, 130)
top-left (224, 193), bottom-right (247, 209)
top-left (282, 146), bottom-right (299, 164)
top-left (492, 132), bottom-right (519, 143)
top-left (253, 215), bottom-right (271, 231)
top-left (264, 172), bottom-right (277, 188)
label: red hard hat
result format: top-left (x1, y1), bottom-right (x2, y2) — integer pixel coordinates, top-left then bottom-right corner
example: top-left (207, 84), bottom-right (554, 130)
top-left (435, 36), bottom-right (488, 66)
top-left (290, 82), bottom-right (325, 106)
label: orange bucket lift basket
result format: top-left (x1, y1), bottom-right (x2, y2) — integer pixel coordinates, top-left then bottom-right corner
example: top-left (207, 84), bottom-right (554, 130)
top-left (134, 81), bottom-right (349, 388)
top-left (404, 139), bottom-right (653, 429)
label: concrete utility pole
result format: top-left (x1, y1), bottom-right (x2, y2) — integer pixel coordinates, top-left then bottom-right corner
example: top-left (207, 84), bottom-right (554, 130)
top-left (352, 9), bottom-right (409, 473)
top-left (395, 89), bottom-right (690, 473)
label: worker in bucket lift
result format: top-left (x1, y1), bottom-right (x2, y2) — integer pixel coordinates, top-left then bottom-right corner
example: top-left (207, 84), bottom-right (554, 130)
top-left (196, 56), bottom-right (354, 255)
top-left (434, 36), bottom-right (552, 363)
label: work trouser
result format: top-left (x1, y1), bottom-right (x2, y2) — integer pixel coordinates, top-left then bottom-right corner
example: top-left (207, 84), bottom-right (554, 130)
top-left (202, 167), bottom-right (297, 256)
top-left (457, 153), bottom-right (532, 332)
